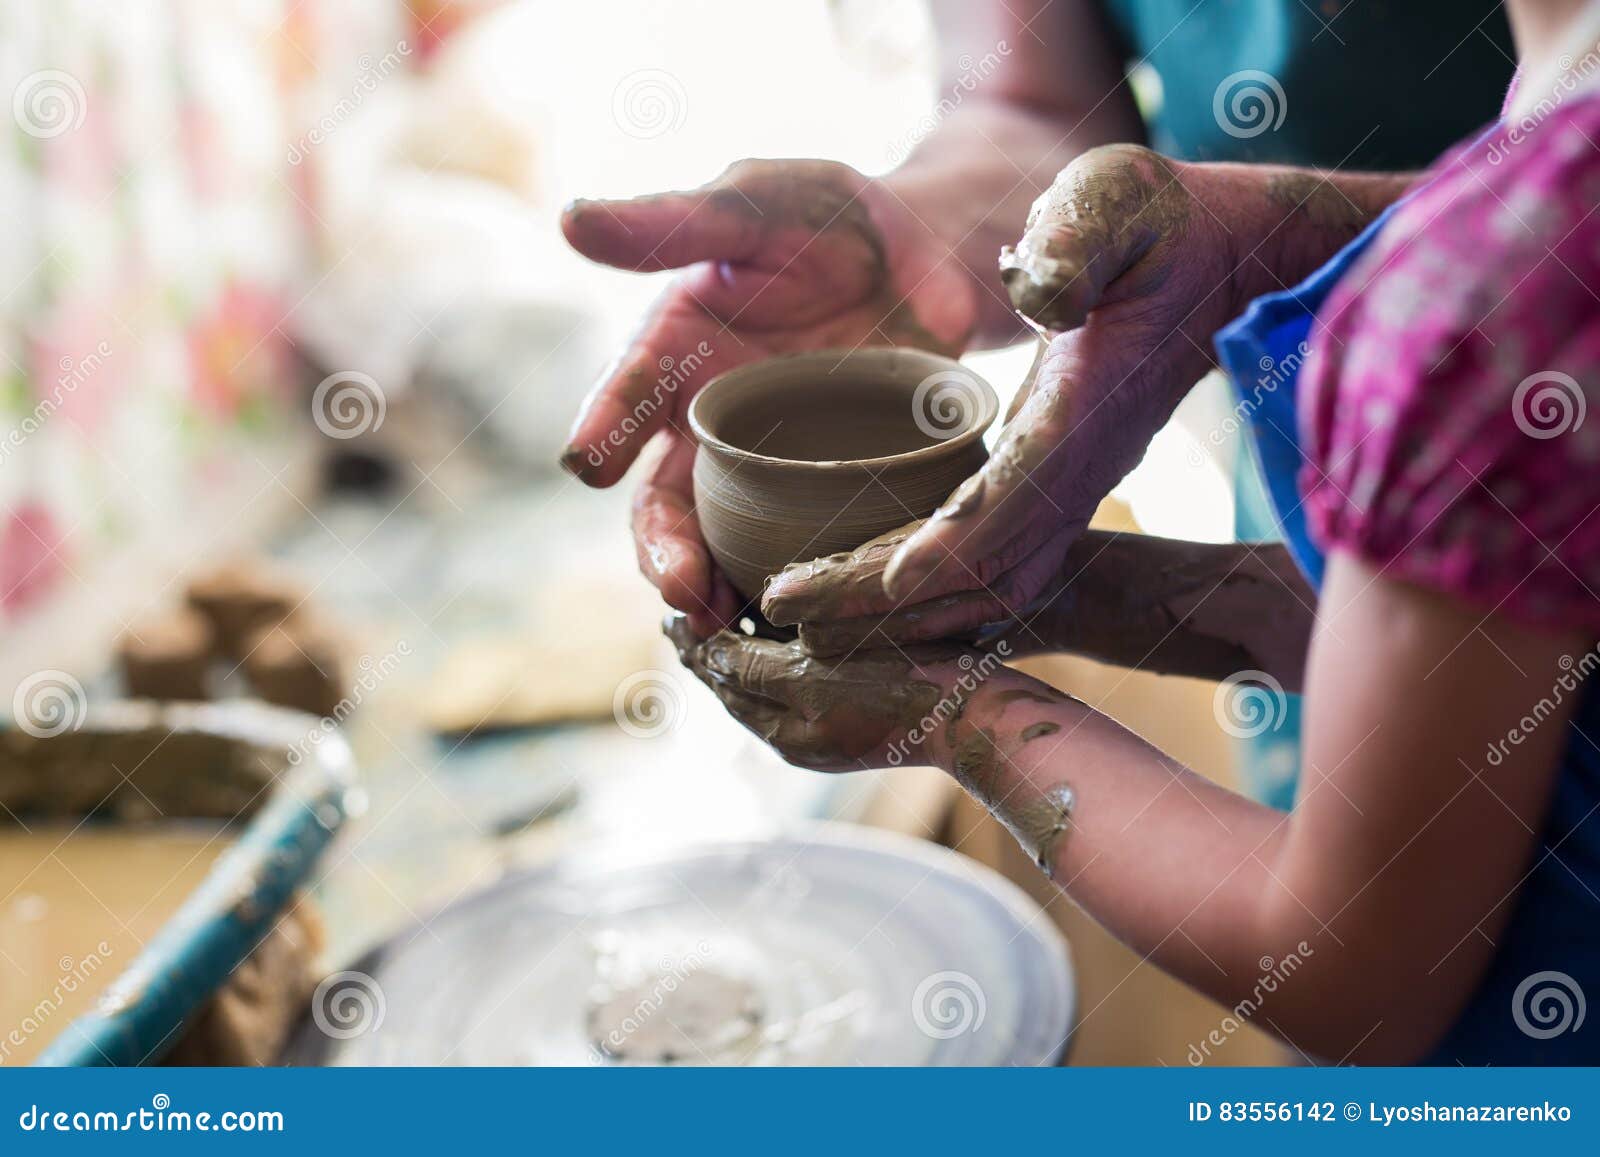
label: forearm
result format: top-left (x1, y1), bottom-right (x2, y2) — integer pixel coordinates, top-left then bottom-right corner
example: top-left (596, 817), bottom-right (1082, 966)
top-left (1001, 531), bottom-right (1316, 690)
top-left (887, 0), bottom-right (1146, 346)
top-left (1207, 164), bottom-right (1420, 313)
top-left (782, 529), bottom-right (1316, 690)
top-left (921, 674), bottom-right (1315, 1028)
top-left (887, 99), bottom-right (1141, 345)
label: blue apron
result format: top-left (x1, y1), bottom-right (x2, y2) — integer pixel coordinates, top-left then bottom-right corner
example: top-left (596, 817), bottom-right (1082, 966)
top-left (1214, 193), bottom-right (1600, 1065)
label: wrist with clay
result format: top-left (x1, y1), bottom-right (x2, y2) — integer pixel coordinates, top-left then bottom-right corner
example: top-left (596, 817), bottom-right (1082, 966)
top-left (917, 670), bottom-right (1082, 879)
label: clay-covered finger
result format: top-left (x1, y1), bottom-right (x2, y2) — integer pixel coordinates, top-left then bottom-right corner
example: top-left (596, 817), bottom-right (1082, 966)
top-left (880, 427), bottom-right (1065, 603)
top-left (999, 145), bottom-right (1174, 333)
top-left (795, 591), bottom-right (1009, 657)
top-left (882, 334), bottom-right (1140, 603)
top-left (797, 535), bottom-right (1068, 656)
top-left (760, 521), bottom-right (926, 626)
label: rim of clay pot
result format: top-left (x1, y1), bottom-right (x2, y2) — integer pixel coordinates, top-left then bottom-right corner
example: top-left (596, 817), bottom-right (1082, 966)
top-left (687, 349), bottom-right (999, 471)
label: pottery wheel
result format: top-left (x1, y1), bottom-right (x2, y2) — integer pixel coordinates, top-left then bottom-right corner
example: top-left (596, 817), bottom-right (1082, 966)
top-left (287, 826), bottom-right (1074, 1066)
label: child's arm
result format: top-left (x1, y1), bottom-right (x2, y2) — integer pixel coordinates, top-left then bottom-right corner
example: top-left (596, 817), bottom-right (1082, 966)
top-left (770, 528), bottom-right (1316, 691)
top-left (673, 551), bottom-right (1586, 1062)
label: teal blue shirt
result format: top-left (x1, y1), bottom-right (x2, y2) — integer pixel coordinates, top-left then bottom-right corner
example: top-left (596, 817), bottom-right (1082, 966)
top-left (1101, 0), bottom-right (1514, 169)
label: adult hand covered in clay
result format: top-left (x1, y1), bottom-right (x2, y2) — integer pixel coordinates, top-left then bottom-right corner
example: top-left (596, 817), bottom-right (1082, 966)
top-left (560, 159), bottom-right (979, 634)
top-left (765, 146), bottom-right (1404, 644)
top-left (768, 525), bottom-right (1315, 693)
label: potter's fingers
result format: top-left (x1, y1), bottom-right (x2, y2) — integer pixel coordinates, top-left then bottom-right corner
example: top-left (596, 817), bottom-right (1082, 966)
top-left (694, 571), bottom-right (742, 638)
top-left (799, 539), bottom-right (1067, 656)
top-left (760, 521), bottom-right (926, 626)
top-left (632, 435), bottom-right (718, 619)
top-left (561, 187), bottom-right (765, 272)
top-left (1004, 336), bottom-right (1050, 424)
top-left (1000, 147), bottom-right (1167, 333)
top-left (796, 590), bottom-right (1010, 657)
top-left (796, 597), bottom-right (996, 657)
top-left (881, 420), bottom-right (1072, 603)
top-left (561, 297), bottom-right (733, 485)
top-left (884, 335), bottom-right (1137, 602)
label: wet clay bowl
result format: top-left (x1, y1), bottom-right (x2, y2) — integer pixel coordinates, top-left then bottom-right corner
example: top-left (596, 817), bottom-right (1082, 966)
top-left (688, 349), bottom-right (999, 602)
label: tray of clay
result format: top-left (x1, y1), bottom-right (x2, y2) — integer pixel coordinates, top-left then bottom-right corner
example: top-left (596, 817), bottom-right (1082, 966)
top-left (284, 823), bottom-right (1074, 1066)
top-left (1, 700), bottom-right (359, 1066)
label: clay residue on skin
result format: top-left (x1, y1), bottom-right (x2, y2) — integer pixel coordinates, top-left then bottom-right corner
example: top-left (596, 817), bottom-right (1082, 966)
top-left (762, 524), bottom-right (919, 625)
top-left (1000, 144), bottom-right (1190, 333)
top-left (666, 615), bottom-right (957, 770)
top-left (991, 687), bottom-right (1068, 710)
top-left (933, 474), bottom-right (985, 521)
top-left (1006, 531), bottom-right (1314, 689)
top-left (951, 725), bottom-right (1002, 801)
top-left (999, 784), bottom-right (1076, 880)
top-left (1264, 171), bottom-right (1374, 232)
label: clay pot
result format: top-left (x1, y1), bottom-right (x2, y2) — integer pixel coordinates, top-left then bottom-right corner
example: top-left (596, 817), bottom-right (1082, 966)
top-left (688, 349), bottom-right (999, 602)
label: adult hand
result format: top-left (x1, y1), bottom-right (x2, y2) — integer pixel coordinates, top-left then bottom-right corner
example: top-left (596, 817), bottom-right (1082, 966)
top-left (560, 159), bottom-right (980, 634)
top-left (762, 144), bottom-right (1248, 644)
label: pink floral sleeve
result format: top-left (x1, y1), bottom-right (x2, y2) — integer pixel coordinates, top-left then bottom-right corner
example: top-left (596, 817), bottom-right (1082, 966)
top-left (1298, 92), bottom-right (1600, 631)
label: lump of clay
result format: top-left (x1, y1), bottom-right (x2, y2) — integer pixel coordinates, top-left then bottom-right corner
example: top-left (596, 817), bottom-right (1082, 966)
top-left (0, 703), bottom-right (285, 821)
top-left (117, 608), bottom-right (215, 701)
top-left (242, 621), bottom-right (346, 718)
top-left (163, 895), bottom-right (325, 1066)
top-left (186, 560), bottom-right (304, 658)
top-left (587, 968), bottom-right (764, 1064)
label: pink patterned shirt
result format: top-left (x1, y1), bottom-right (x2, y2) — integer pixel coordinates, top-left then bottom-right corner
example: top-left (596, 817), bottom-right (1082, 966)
top-left (1299, 90), bottom-right (1600, 631)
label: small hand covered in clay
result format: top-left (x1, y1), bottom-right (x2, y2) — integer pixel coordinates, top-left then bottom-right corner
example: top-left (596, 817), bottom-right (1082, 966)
top-left (560, 159), bottom-right (979, 634)
top-left (766, 146), bottom-right (1397, 642)
top-left (667, 613), bottom-right (1084, 875)
top-left (666, 615), bottom-right (991, 773)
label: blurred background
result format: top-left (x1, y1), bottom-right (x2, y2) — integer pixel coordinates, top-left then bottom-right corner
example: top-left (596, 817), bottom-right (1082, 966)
top-left (1, 0), bottom-right (1273, 1066)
